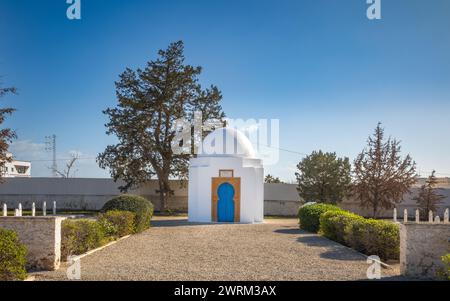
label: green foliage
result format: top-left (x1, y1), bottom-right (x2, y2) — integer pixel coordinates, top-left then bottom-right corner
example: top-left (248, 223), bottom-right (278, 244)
top-left (0, 83), bottom-right (17, 183)
top-left (359, 219), bottom-right (400, 261)
top-left (0, 228), bottom-right (27, 281)
top-left (319, 210), bottom-right (400, 261)
top-left (437, 254), bottom-right (450, 280)
top-left (296, 150), bottom-right (351, 204)
top-left (97, 218), bottom-right (117, 238)
top-left (265, 174), bottom-right (284, 184)
top-left (97, 41), bottom-right (225, 211)
top-left (101, 195), bottom-right (153, 233)
top-left (98, 210), bottom-right (135, 237)
top-left (413, 171), bottom-right (446, 220)
top-left (298, 203), bottom-right (342, 233)
top-left (319, 210), bottom-right (363, 244)
top-left (353, 123), bottom-right (417, 218)
top-left (61, 219), bottom-right (106, 259)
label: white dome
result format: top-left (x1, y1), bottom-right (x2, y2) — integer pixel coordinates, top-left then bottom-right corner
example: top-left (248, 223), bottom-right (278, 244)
top-left (199, 127), bottom-right (256, 158)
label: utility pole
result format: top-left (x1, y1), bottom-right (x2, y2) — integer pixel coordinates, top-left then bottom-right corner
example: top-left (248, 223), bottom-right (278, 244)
top-left (45, 135), bottom-right (57, 177)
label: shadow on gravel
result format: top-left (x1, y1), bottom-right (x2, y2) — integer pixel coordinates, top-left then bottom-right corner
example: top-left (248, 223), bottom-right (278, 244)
top-left (296, 235), bottom-right (366, 261)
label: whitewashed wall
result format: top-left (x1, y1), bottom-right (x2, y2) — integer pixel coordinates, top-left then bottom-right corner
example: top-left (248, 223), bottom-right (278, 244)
top-left (188, 156), bottom-right (264, 223)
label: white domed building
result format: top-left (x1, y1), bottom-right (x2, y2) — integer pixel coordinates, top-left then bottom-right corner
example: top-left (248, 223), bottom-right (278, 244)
top-left (188, 127), bottom-right (264, 224)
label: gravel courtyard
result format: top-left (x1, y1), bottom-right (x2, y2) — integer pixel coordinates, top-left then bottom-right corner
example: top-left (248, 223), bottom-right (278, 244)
top-left (34, 217), bottom-right (403, 281)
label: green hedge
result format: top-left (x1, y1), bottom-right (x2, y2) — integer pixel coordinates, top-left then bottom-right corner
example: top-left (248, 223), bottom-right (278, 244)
top-left (98, 210), bottom-right (135, 237)
top-left (61, 219), bottom-right (107, 259)
top-left (298, 203), bottom-right (342, 233)
top-left (437, 254), bottom-right (450, 280)
top-left (101, 195), bottom-right (154, 233)
top-left (0, 228), bottom-right (27, 281)
top-left (319, 210), bottom-right (363, 244)
top-left (319, 210), bottom-right (400, 261)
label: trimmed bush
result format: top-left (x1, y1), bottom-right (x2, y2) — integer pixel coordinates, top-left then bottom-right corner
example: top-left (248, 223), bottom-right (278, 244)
top-left (319, 210), bottom-right (363, 244)
top-left (343, 218), bottom-right (368, 253)
top-left (98, 210), bottom-right (135, 238)
top-left (437, 254), bottom-right (450, 280)
top-left (61, 219), bottom-right (106, 259)
top-left (0, 228), bottom-right (27, 281)
top-left (298, 203), bottom-right (342, 233)
top-left (360, 219), bottom-right (399, 261)
top-left (319, 210), bottom-right (400, 261)
top-left (101, 195), bottom-right (153, 233)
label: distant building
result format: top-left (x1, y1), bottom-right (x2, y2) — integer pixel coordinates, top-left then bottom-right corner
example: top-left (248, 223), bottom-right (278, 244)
top-left (1, 153), bottom-right (31, 178)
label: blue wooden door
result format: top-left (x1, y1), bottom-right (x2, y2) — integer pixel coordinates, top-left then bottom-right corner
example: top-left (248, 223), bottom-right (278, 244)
top-left (217, 183), bottom-right (235, 222)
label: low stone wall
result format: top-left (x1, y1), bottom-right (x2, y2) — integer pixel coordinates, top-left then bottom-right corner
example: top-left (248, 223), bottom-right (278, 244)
top-left (400, 223), bottom-right (450, 279)
top-left (0, 216), bottom-right (65, 271)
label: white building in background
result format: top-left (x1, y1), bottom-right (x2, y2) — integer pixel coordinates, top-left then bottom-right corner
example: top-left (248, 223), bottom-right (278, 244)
top-left (1, 153), bottom-right (31, 178)
top-left (188, 127), bottom-right (264, 224)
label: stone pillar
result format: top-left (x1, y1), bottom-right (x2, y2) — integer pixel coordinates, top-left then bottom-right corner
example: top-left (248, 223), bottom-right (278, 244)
top-left (445, 209), bottom-right (449, 224)
top-left (32, 203), bottom-right (36, 217)
top-left (53, 201), bottom-right (56, 215)
top-left (404, 209), bottom-right (408, 223)
top-left (415, 209), bottom-right (420, 223)
top-left (2, 204), bottom-right (6, 217)
top-left (0, 217), bottom-right (66, 271)
top-left (43, 201), bottom-right (47, 216)
top-left (400, 223), bottom-right (450, 279)
top-left (393, 208), bottom-right (397, 222)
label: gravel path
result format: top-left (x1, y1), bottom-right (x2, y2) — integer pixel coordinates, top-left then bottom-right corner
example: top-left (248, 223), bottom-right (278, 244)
top-left (34, 217), bottom-right (404, 281)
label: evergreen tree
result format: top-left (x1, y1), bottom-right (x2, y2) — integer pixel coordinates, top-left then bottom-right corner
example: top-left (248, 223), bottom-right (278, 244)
top-left (295, 150), bottom-right (351, 204)
top-left (265, 174), bottom-right (283, 184)
top-left (413, 171), bottom-right (446, 220)
top-left (98, 41), bottom-right (225, 211)
top-left (353, 123), bottom-right (417, 217)
top-left (0, 82), bottom-right (17, 181)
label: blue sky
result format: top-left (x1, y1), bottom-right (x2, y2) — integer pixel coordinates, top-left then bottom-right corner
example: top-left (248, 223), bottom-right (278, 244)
top-left (1, 0), bottom-right (450, 181)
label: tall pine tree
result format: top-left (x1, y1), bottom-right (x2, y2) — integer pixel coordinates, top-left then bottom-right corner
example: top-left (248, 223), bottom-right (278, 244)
top-left (353, 123), bottom-right (417, 217)
top-left (413, 171), bottom-right (446, 220)
top-left (98, 41), bottom-right (225, 211)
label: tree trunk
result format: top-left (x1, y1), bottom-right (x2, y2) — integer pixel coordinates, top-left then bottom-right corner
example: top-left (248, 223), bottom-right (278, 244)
top-left (158, 179), bottom-right (168, 212)
top-left (372, 203), bottom-right (378, 218)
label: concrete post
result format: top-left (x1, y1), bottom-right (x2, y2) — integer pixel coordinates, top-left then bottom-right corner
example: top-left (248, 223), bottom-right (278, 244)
top-left (53, 201), bottom-right (56, 215)
top-left (43, 201), bottom-right (47, 216)
top-left (2, 204), bottom-right (6, 217)
top-left (393, 208), bottom-right (397, 222)
top-left (32, 203), bottom-right (36, 217)
top-left (415, 209), bottom-right (420, 223)
top-left (404, 209), bottom-right (408, 223)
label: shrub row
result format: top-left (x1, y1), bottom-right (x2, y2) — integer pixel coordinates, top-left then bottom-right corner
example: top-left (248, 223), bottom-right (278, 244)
top-left (0, 227), bottom-right (27, 281)
top-left (62, 195), bottom-right (153, 259)
top-left (438, 254), bottom-right (450, 280)
top-left (298, 203), bottom-right (400, 261)
top-left (101, 195), bottom-right (154, 233)
top-left (319, 210), bottom-right (400, 261)
top-left (298, 203), bottom-right (342, 233)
